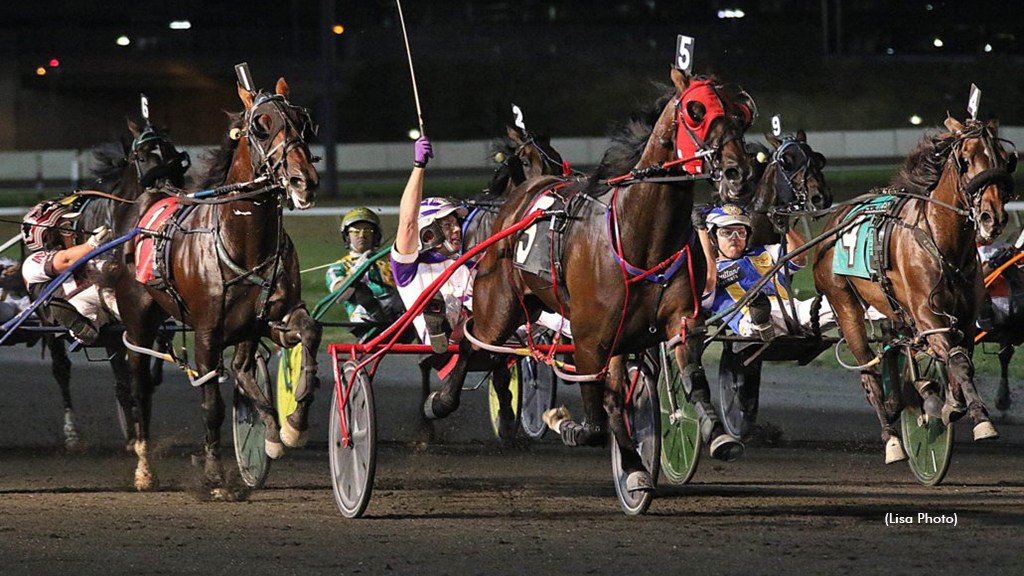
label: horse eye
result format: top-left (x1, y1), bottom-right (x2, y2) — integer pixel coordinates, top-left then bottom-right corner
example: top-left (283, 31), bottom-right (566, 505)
top-left (686, 101), bottom-right (706, 124)
top-left (250, 114), bottom-right (271, 139)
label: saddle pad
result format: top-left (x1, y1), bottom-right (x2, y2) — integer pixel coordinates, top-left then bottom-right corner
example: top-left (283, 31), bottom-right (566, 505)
top-left (134, 197), bottom-right (180, 284)
top-left (511, 190), bottom-right (567, 281)
top-left (832, 196), bottom-right (897, 279)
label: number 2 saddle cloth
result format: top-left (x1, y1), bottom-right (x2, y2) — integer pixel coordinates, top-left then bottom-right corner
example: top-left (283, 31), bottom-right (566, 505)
top-left (831, 194), bottom-right (908, 280)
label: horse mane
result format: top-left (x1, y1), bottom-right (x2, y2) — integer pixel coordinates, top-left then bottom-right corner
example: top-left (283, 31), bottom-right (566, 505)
top-left (197, 112), bottom-right (243, 189)
top-left (588, 87), bottom-right (675, 190)
top-left (891, 130), bottom-right (955, 194)
top-left (89, 137), bottom-right (131, 189)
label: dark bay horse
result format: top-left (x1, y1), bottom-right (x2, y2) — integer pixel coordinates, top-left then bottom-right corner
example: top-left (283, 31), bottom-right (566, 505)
top-left (25, 119), bottom-right (188, 450)
top-left (429, 69), bottom-right (756, 491)
top-left (112, 78), bottom-right (320, 493)
top-left (814, 116), bottom-right (1014, 463)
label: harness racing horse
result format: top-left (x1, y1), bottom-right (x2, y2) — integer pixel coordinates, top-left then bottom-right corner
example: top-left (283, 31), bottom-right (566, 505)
top-left (748, 130), bottom-right (831, 246)
top-left (29, 119), bottom-right (189, 450)
top-left (814, 116), bottom-right (1015, 463)
top-left (428, 69), bottom-right (756, 493)
top-left (112, 78), bottom-right (320, 493)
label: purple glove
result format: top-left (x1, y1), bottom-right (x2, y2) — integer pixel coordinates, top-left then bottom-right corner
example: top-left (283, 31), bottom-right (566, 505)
top-left (414, 137), bottom-right (433, 168)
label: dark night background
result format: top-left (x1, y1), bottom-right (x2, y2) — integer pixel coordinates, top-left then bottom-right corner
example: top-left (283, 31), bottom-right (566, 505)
top-left (2, 0), bottom-right (1022, 150)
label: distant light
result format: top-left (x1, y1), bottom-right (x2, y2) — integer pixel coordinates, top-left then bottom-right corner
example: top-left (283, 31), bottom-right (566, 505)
top-left (48, 58), bottom-right (60, 67)
top-left (885, 47), bottom-right (895, 55)
top-left (169, 20), bottom-right (192, 30)
top-left (933, 37), bottom-right (944, 48)
top-left (407, 128), bottom-right (421, 140)
top-left (985, 43), bottom-right (993, 53)
top-left (332, 24), bottom-right (345, 35)
top-left (717, 9), bottom-right (745, 18)
top-left (35, 67), bottom-right (46, 77)
top-left (925, 3), bottom-right (934, 10)
top-left (909, 115), bottom-right (923, 126)
top-left (116, 35), bottom-right (131, 47)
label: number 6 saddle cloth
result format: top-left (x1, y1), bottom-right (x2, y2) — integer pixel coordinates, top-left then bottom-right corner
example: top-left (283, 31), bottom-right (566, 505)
top-left (831, 194), bottom-right (908, 280)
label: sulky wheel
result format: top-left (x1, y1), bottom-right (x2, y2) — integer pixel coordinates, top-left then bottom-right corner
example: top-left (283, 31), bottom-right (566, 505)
top-left (881, 350), bottom-right (953, 486)
top-left (488, 363), bottom-right (521, 441)
top-left (232, 355), bottom-right (272, 489)
top-left (717, 342), bottom-right (762, 440)
top-left (275, 345), bottom-right (302, 431)
top-left (330, 360), bottom-right (377, 518)
top-left (612, 351), bottom-right (662, 515)
top-left (657, 342), bottom-right (702, 485)
top-left (518, 334), bottom-right (559, 439)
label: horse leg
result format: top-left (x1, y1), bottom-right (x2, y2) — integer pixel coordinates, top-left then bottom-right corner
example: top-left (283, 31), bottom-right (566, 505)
top-left (232, 341), bottom-right (284, 459)
top-left (832, 295), bottom-right (905, 462)
top-left (123, 321), bottom-right (159, 490)
top-left (107, 341), bottom-right (136, 452)
top-left (193, 329), bottom-right (226, 490)
top-left (269, 305), bottom-right (321, 448)
top-left (674, 317), bottom-right (744, 461)
top-left (995, 344), bottom-right (1013, 412)
top-left (924, 333), bottom-right (997, 440)
top-left (542, 345), bottom-right (608, 448)
top-left (47, 336), bottom-right (80, 450)
top-left (605, 355), bottom-right (653, 492)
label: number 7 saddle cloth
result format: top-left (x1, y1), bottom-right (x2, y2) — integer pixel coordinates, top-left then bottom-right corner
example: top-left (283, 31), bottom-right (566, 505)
top-left (831, 194), bottom-right (908, 280)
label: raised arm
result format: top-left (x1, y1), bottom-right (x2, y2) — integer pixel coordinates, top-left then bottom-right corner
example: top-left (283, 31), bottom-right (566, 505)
top-left (394, 137), bottom-right (433, 255)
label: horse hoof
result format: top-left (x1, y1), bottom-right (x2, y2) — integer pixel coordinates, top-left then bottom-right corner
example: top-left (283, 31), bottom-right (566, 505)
top-left (710, 434), bottom-right (745, 462)
top-left (973, 421), bottom-right (1000, 441)
top-left (210, 487), bottom-right (231, 501)
top-left (265, 439), bottom-right (285, 459)
top-left (280, 420), bottom-right (308, 449)
top-left (625, 471), bottom-right (654, 493)
top-left (423, 392), bottom-right (453, 420)
top-left (885, 437), bottom-right (907, 464)
top-left (542, 406), bottom-right (571, 433)
top-left (996, 391), bottom-right (1011, 412)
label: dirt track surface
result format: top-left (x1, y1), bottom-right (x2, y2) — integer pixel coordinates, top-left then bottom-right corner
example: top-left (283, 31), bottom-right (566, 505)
top-left (2, 347), bottom-right (1024, 575)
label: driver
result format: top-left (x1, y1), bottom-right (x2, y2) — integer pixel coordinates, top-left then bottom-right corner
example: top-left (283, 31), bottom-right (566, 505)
top-left (20, 200), bottom-right (113, 344)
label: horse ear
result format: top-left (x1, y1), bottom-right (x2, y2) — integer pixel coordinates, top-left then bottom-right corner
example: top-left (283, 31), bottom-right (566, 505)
top-left (796, 129), bottom-right (807, 142)
top-left (670, 67), bottom-right (690, 93)
top-left (943, 115), bottom-right (964, 133)
top-left (766, 134), bottom-right (781, 149)
top-left (237, 83), bottom-right (255, 110)
top-left (986, 117), bottom-right (1000, 136)
top-left (127, 118), bottom-right (141, 138)
top-left (506, 125), bottom-right (523, 143)
top-left (275, 77), bottom-right (291, 99)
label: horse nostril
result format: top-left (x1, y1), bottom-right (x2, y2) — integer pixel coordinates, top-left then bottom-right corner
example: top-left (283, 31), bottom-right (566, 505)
top-left (724, 167), bottom-right (741, 183)
top-left (289, 176), bottom-right (306, 190)
top-left (980, 212), bottom-right (993, 224)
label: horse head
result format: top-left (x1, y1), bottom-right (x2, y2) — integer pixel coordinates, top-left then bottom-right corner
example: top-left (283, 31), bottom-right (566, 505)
top-left (752, 129), bottom-right (830, 214)
top-left (236, 78), bottom-right (320, 209)
top-left (942, 116), bottom-right (1015, 243)
top-left (669, 68), bottom-right (756, 203)
top-left (126, 119), bottom-right (190, 189)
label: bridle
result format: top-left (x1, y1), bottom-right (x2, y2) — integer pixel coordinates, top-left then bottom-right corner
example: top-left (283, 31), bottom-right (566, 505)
top-left (771, 137), bottom-right (828, 211)
top-left (241, 92), bottom-right (319, 189)
top-left (940, 124), bottom-right (1017, 222)
top-left (671, 78), bottom-right (756, 180)
top-left (130, 126), bottom-right (190, 188)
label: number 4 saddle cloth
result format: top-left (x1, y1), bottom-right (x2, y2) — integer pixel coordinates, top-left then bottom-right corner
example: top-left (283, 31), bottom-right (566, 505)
top-left (831, 194), bottom-right (909, 280)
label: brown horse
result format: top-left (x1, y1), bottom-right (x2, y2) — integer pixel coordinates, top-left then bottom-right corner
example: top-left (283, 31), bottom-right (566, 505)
top-left (748, 130), bottom-right (830, 246)
top-left (112, 78), bottom-right (320, 493)
top-left (427, 69), bottom-right (756, 491)
top-left (814, 116), bottom-right (1014, 463)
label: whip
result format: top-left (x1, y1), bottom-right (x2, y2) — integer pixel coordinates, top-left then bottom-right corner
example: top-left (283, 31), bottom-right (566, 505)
top-left (395, 0), bottom-right (425, 137)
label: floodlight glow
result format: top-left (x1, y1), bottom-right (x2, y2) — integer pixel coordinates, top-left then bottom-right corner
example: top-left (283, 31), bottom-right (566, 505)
top-left (408, 128), bottom-right (421, 140)
top-left (910, 115), bottom-right (923, 126)
top-left (35, 67), bottom-right (46, 76)
top-left (169, 20), bottom-right (192, 30)
top-left (333, 24), bottom-right (345, 35)
top-left (116, 35), bottom-right (130, 47)
top-left (985, 43), bottom-right (993, 53)
top-left (933, 37), bottom-right (944, 48)
top-left (717, 9), bottom-right (745, 18)
top-left (48, 58), bottom-right (60, 67)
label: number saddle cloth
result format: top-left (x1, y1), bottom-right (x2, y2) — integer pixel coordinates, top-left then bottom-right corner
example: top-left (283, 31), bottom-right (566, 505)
top-left (831, 194), bottom-right (908, 280)
top-left (134, 196), bottom-right (196, 289)
top-left (509, 183), bottom-right (590, 291)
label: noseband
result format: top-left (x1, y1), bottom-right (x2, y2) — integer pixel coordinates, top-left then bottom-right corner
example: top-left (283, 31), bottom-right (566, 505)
top-left (242, 92), bottom-right (319, 189)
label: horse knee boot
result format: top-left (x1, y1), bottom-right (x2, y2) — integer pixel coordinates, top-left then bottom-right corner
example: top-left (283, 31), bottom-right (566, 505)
top-left (422, 293), bottom-right (450, 354)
